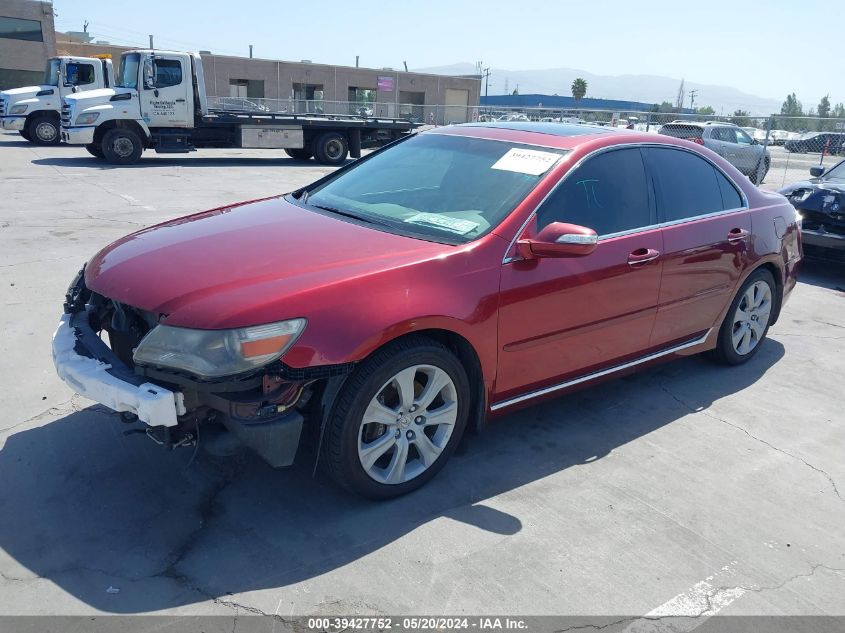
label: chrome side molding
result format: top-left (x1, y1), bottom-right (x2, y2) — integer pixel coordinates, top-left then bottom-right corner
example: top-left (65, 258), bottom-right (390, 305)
top-left (491, 330), bottom-right (712, 411)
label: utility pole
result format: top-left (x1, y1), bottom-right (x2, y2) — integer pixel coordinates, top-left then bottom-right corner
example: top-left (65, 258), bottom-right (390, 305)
top-left (689, 89), bottom-right (698, 112)
top-left (481, 67), bottom-right (491, 100)
top-left (149, 34), bottom-right (154, 49)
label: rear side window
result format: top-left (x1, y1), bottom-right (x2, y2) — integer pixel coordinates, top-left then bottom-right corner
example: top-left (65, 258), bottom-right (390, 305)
top-left (645, 147), bottom-right (743, 221)
top-left (710, 127), bottom-right (737, 143)
top-left (536, 148), bottom-right (653, 236)
top-left (659, 124), bottom-right (703, 141)
top-left (154, 59), bottom-right (182, 88)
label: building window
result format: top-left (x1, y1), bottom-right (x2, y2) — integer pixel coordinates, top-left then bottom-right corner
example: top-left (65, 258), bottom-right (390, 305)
top-left (229, 79), bottom-right (264, 99)
top-left (348, 87), bottom-right (376, 104)
top-left (0, 16), bottom-right (43, 42)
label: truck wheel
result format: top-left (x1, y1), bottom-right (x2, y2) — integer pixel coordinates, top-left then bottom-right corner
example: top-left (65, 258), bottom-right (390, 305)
top-left (102, 128), bottom-right (143, 165)
top-left (19, 130), bottom-right (32, 142)
top-left (85, 144), bottom-right (105, 159)
top-left (321, 335), bottom-right (470, 499)
top-left (313, 132), bottom-right (349, 166)
top-left (284, 148), bottom-right (313, 161)
top-left (28, 115), bottom-right (60, 145)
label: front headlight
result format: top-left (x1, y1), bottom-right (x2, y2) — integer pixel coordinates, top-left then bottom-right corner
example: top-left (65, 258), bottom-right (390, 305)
top-left (133, 319), bottom-right (307, 379)
top-left (75, 112), bottom-right (100, 125)
top-left (9, 104), bottom-right (27, 115)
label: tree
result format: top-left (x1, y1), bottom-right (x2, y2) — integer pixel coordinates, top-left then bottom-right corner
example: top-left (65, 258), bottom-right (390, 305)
top-left (835, 103), bottom-right (845, 118)
top-left (817, 94), bottom-right (831, 118)
top-left (571, 78), bottom-right (587, 102)
top-left (732, 110), bottom-right (751, 127)
top-left (512, 88), bottom-right (519, 96)
top-left (696, 105), bottom-right (715, 115)
top-left (781, 93), bottom-right (803, 116)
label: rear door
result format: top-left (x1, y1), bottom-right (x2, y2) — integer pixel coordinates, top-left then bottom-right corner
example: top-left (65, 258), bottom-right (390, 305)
top-left (496, 147), bottom-right (662, 401)
top-left (644, 146), bottom-right (751, 347)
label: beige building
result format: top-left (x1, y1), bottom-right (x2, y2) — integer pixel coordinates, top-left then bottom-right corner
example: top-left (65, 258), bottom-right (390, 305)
top-left (56, 40), bottom-right (481, 124)
top-left (0, 0), bottom-right (56, 89)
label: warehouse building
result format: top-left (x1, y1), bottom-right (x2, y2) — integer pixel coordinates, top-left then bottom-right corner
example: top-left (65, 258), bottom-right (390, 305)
top-left (0, 0), bottom-right (56, 89)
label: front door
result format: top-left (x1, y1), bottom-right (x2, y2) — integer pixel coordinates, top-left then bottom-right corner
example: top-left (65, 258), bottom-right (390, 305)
top-left (496, 147), bottom-right (662, 402)
top-left (643, 146), bottom-right (751, 347)
top-left (140, 55), bottom-right (191, 128)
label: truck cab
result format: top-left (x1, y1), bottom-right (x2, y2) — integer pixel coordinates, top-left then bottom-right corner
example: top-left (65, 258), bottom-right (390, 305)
top-left (0, 55), bottom-right (113, 145)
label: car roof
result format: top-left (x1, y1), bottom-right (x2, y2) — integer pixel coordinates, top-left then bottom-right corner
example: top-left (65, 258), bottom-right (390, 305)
top-left (661, 121), bottom-right (738, 128)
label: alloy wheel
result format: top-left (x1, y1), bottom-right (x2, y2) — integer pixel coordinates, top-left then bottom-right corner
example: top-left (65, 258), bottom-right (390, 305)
top-left (731, 280), bottom-right (772, 355)
top-left (357, 364), bottom-right (458, 485)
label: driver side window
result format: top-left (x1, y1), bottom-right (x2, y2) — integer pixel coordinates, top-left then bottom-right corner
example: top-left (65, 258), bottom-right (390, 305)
top-left (535, 148), bottom-right (654, 236)
top-left (154, 59), bottom-right (183, 88)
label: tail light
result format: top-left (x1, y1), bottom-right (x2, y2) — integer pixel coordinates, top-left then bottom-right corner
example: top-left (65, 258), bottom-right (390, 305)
top-left (691, 137), bottom-right (705, 145)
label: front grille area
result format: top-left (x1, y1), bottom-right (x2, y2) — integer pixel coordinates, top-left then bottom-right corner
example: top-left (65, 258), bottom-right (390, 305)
top-left (60, 102), bottom-right (71, 127)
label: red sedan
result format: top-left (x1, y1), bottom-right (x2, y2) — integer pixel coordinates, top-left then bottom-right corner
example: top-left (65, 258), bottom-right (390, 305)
top-left (53, 122), bottom-right (802, 498)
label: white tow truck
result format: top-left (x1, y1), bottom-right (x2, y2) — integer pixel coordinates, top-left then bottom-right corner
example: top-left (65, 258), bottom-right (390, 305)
top-left (61, 49), bottom-right (417, 164)
top-left (0, 55), bottom-right (113, 145)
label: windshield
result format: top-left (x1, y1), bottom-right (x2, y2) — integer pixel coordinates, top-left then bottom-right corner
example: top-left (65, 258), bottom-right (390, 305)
top-left (43, 58), bottom-right (60, 86)
top-left (303, 133), bottom-right (567, 243)
top-left (824, 161), bottom-right (845, 182)
top-left (116, 53), bottom-right (140, 89)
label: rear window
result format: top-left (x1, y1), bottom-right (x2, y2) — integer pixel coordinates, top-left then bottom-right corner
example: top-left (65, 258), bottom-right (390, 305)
top-left (658, 124), bottom-right (703, 140)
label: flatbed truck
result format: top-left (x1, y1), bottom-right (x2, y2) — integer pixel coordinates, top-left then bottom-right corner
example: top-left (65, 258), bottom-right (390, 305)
top-left (61, 49), bottom-right (417, 165)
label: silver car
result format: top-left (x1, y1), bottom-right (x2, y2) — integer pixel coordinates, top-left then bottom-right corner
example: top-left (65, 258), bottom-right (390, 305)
top-left (658, 121), bottom-right (771, 184)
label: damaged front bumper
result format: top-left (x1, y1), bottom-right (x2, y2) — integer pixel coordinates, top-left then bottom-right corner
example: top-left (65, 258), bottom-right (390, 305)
top-left (52, 312), bottom-right (186, 426)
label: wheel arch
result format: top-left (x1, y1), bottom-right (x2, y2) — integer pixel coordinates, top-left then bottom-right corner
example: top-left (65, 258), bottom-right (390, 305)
top-left (93, 119), bottom-right (150, 147)
top-left (25, 108), bottom-right (58, 126)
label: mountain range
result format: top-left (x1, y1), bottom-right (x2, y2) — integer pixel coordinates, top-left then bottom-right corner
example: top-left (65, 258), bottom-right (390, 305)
top-left (414, 63), bottom-right (782, 115)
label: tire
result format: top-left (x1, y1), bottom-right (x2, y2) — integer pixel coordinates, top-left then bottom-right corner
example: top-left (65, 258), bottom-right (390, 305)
top-left (19, 129), bottom-right (32, 142)
top-left (321, 335), bottom-right (470, 499)
top-left (313, 132), bottom-right (349, 166)
top-left (750, 157), bottom-right (770, 185)
top-left (28, 115), bottom-right (60, 145)
top-left (85, 143), bottom-right (105, 159)
top-left (711, 268), bottom-right (776, 365)
top-left (101, 128), bottom-right (143, 165)
top-left (284, 148), bottom-right (313, 160)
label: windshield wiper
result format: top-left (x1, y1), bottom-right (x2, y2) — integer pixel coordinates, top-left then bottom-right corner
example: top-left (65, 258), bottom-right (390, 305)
top-left (309, 203), bottom-right (376, 224)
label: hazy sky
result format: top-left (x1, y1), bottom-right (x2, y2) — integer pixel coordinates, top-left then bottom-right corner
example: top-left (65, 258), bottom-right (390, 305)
top-left (52, 0), bottom-right (842, 108)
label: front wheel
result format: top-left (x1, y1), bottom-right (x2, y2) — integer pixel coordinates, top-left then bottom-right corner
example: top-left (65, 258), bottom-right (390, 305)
top-left (101, 128), bottom-right (143, 164)
top-left (19, 129), bottom-right (32, 142)
top-left (711, 268), bottom-right (776, 365)
top-left (322, 336), bottom-right (470, 499)
top-left (28, 115), bottom-right (60, 145)
top-left (313, 132), bottom-right (349, 166)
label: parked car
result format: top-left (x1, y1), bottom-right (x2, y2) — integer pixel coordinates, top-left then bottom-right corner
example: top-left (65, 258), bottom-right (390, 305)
top-left (784, 132), bottom-right (845, 155)
top-left (779, 159), bottom-right (845, 260)
top-left (658, 121), bottom-right (771, 184)
top-left (53, 122), bottom-right (801, 498)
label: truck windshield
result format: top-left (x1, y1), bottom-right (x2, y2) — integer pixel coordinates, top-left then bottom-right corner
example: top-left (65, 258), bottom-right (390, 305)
top-left (43, 59), bottom-right (60, 86)
top-left (116, 53), bottom-right (140, 89)
top-left (303, 133), bottom-right (567, 244)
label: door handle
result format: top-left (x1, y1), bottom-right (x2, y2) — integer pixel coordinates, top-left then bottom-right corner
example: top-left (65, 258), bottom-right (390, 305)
top-left (627, 248), bottom-right (660, 265)
top-left (727, 228), bottom-right (750, 242)
top-left (175, 98), bottom-right (186, 102)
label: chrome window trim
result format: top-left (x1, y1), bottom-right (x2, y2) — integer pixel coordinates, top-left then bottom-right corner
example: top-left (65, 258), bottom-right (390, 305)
top-left (501, 142), bottom-right (749, 264)
top-left (490, 330), bottom-right (711, 411)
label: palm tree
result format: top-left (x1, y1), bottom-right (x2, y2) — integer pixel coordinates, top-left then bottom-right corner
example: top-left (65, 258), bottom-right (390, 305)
top-left (571, 78), bottom-right (588, 102)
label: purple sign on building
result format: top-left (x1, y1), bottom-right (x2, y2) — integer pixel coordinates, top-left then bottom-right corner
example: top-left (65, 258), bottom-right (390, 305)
top-left (377, 76), bottom-right (394, 92)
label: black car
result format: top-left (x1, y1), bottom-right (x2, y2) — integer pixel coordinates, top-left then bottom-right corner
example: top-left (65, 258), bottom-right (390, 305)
top-left (784, 132), bottom-right (845, 155)
top-left (780, 159), bottom-right (845, 259)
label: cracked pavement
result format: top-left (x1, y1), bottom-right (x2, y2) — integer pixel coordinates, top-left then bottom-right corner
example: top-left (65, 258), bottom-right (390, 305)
top-left (0, 133), bottom-right (843, 620)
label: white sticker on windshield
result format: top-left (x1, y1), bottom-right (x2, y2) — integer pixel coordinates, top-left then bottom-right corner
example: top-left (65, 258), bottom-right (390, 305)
top-left (404, 212), bottom-right (479, 235)
top-left (491, 148), bottom-right (562, 176)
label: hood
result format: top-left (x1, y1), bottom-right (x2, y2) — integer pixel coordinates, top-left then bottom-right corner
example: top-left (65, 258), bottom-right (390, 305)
top-left (85, 196), bottom-right (455, 329)
top-left (779, 178), bottom-right (845, 196)
top-left (1, 85), bottom-right (48, 99)
top-left (64, 87), bottom-right (120, 106)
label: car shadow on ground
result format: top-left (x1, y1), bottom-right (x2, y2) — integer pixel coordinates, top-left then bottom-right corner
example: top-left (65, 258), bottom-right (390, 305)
top-left (29, 156), bottom-right (353, 169)
top-left (798, 257), bottom-right (845, 292)
top-left (0, 342), bottom-right (784, 612)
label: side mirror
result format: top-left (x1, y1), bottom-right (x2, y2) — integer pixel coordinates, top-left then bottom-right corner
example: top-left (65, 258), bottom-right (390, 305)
top-left (516, 222), bottom-right (598, 259)
top-left (142, 58), bottom-right (156, 90)
top-left (809, 166), bottom-right (825, 178)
